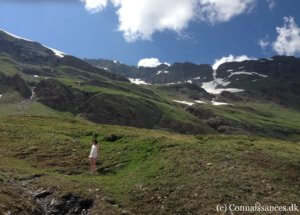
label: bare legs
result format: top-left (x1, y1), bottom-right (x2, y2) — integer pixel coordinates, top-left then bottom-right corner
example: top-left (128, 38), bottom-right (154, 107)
top-left (93, 158), bottom-right (97, 173)
top-left (89, 158), bottom-right (97, 174)
top-left (89, 158), bottom-right (93, 173)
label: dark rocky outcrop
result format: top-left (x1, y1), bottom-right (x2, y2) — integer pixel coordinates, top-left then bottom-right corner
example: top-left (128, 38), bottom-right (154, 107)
top-left (35, 79), bottom-right (163, 129)
top-left (35, 80), bottom-right (90, 113)
top-left (0, 73), bottom-right (32, 98)
top-left (81, 93), bottom-right (163, 128)
top-left (215, 56), bottom-right (300, 109)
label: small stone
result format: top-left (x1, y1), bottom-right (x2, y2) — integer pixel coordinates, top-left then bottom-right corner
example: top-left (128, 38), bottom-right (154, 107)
top-left (121, 209), bottom-right (129, 214)
top-left (206, 163), bottom-right (213, 166)
top-left (51, 198), bottom-right (59, 206)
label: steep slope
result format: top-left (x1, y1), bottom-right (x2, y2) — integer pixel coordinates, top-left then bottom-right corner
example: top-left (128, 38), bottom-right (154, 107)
top-left (0, 29), bottom-right (214, 135)
top-left (210, 56), bottom-right (300, 109)
top-left (0, 30), bottom-right (129, 82)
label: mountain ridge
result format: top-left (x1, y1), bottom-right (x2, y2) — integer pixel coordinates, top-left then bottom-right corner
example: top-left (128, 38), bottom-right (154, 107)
top-left (1, 29), bottom-right (300, 139)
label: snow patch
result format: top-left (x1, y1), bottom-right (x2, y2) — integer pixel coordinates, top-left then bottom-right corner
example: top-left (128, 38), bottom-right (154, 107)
top-left (113, 60), bottom-right (123, 64)
top-left (193, 76), bottom-right (201, 80)
top-left (195, 100), bottom-right (206, 104)
top-left (156, 70), bottom-right (169, 75)
top-left (0, 29), bottom-right (65, 58)
top-left (34, 75), bottom-right (39, 78)
top-left (229, 71), bottom-right (268, 78)
top-left (166, 81), bottom-right (183, 85)
top-left (227, 69), bottom-right (234, 72)
top-left (172, 100), bottom-right (194, 106)
top-left (201, 68), bottom-right (245, 94)
top-left (43, 46), bottom-right (65, 58)
top-left (0, 95), bottom-right (2, 99)
top-left (0, 29), bottom-right (32, 42)
top-left (97, 66), bottom-right (109, 71)
top-left (211, 101), bottom-right (229, 106)
top-left (129, 78), bottom-right (151, 85)
top-left (186, 80), bottom-right (192, 84)
top-left (201, 81), bottom-right (244, 94)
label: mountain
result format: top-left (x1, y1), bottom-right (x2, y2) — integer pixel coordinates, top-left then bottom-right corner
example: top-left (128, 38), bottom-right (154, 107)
top-left (0, 29), bottom-right (214, 134)
top-left (1, 29), bottom-right (300, 138)
top-left (214, 56), bottom-right (300, 109)
top-left (85, 58), bottom-right (214, 85)
top-left (85, 58), bottom-right (139, 78)
top-left (0, 30), bottom-right (129, 83)
top-left (86, 56), bottom-right (300, 110)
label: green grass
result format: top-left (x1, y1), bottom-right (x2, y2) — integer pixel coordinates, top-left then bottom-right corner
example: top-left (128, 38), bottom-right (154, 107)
top-left (202, 102), bottom-right (300, 131)
top-left (0, 56), bottom-right (20, 77)
top-left (0, 99), bottom-right (74, 118)
top-left (0, 115), bottom-right (299, 214)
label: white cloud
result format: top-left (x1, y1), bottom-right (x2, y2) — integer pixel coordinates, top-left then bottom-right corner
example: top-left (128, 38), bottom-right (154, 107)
top-left (138, 58), bottom-right (170, 68)
top-left (197, 0), bottom-right (256, 24)
top-left (272, 16), bottom-right (300, 56)
top-left (212, 55), bottom-right (256, 70)
top-left (266, 0), bottom-right (275, 10)
top-left (258, 36), bottom-right (270, 49)
top-left (138, 58), bottom-right (162, 68)
top-left (80, 0), bottom-right (257, 42)
top-left (80, 0), bottom-right (108, 13)
top-left (112, 0), bottom-right (197, 42)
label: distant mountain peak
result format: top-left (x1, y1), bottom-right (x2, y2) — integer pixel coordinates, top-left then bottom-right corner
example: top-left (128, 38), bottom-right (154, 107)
top-left (0, 29), bottom-right (66, 58)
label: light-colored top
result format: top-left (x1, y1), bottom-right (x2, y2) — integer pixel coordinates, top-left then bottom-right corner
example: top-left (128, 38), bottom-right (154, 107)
top-left (89, 144), bottom-right (98, 158)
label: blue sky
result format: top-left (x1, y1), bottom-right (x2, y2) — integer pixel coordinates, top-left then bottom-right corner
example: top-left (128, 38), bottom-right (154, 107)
top-left (0, 0), bottom-right (300, 66)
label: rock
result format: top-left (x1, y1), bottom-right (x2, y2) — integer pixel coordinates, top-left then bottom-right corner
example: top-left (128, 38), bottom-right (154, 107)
top-left (102, 196), bottom-right (116, 205)
top-left (33, 189), bottom-right (52, 198)
top-left (50, 198), bottom-right (60, 206)
top-left (19, 174), bottom-right (44, 181)
top-left (206, 163), bottom-right (213, 166)
top-left (121, 209), bottom-right (130, 214)
top-left (104, 134), bottom-right (123, 142)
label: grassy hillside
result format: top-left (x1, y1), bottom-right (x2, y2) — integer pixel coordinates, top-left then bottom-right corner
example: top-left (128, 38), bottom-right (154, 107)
top-left (187, 102), bottom-right (300, 140)
top-left (0, 115), bottom-right (299, 214)
top-left (0, 51), bottom-right (216, 135)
